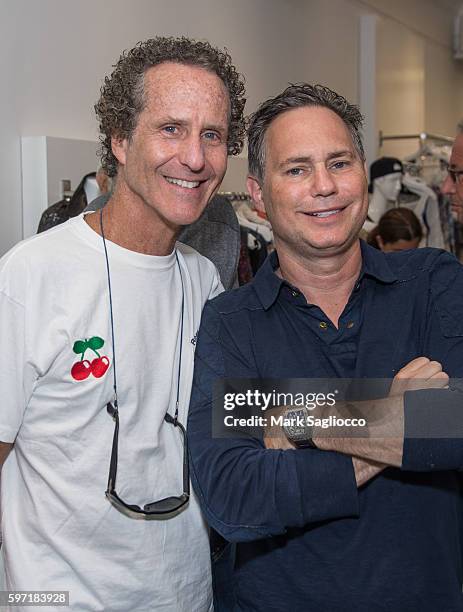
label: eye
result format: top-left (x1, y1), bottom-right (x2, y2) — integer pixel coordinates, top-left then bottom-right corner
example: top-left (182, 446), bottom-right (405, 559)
top-left (330, 160), bottom-right (350, 170)
top-left (287, 167), bottom-right (304, 176)
top-left (203, 131), bottom-right (221, 142)
top-left (162, 125), bottom-right (178, 135)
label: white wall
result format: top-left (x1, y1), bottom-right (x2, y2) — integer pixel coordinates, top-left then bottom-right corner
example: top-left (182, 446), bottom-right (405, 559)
top-left (0, 0), bottom-right (310, 255)
top-left (1, 0), bottom-right (462, 255)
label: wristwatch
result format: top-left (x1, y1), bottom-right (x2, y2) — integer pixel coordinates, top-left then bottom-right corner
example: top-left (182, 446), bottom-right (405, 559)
top-left (282, 407), bottom-right (317, 449)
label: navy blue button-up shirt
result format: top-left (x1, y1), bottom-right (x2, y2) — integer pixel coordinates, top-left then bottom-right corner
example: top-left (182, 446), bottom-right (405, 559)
top-left (188, 242), bottom-right (463, 612)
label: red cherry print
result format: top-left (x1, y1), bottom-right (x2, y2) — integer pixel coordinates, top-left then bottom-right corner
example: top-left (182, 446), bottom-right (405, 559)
top-left (91, 356), bottom-right (110, 378)
top-left (71, 360), bottom-right (92, 381)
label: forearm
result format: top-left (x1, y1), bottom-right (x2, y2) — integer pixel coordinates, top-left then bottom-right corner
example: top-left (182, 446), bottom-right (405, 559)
top-left (189, 420), bottom-right (359, 542)
top-left (311, 396), bottom-right (404, 467)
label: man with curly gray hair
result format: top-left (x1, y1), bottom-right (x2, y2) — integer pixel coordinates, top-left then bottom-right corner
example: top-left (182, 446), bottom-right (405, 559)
top-left (0, 36), bottom-right (245, 611)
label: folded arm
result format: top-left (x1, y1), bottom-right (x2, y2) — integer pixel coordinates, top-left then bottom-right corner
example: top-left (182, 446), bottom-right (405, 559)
top-left (188, 302), bottom-right (360, 543)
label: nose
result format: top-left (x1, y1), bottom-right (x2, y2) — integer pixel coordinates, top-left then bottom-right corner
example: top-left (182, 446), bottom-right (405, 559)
top-left (311, 165), bottom-right (337, 197)
top-left (178, 133), bottom-right (206, 172)
top-left (441, 173), bottom-right (455, 197)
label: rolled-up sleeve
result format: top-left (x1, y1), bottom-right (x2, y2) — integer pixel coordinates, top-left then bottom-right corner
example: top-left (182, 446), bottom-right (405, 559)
top-left (188, 300), bottom-right (359, 543)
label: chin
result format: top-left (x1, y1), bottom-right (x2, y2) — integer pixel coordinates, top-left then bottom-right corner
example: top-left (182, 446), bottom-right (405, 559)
top-left (168, 208), bottom-right (208, 228)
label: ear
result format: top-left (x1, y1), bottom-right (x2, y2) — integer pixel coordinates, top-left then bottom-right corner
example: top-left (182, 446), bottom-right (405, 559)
top-left (247, 175), bottom-right (265, 213)
top-left (111, 135), bottom-right (128, 166)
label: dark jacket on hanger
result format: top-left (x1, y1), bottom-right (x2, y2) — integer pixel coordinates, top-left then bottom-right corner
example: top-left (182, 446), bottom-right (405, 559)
top-left (37, 172), bottom-right (96, 233)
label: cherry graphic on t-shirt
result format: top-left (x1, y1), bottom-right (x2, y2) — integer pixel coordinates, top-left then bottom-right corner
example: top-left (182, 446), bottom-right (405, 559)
top-left (71, 359), bottom-right (92, 380)
top-left (71, 337), bottom-right (110, 380)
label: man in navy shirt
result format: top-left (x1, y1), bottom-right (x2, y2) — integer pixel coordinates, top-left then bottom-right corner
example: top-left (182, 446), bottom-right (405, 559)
top-left (188, 83), bottom-right (463, 611)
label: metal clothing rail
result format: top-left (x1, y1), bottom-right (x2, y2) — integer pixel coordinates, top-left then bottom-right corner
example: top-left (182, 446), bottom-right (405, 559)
top-left (218, 191), bottom-right (250, 201)
top-left (379, 131), bottom-right (453, 148)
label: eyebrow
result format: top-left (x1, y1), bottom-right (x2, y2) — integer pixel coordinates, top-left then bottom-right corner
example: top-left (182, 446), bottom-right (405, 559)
top-left (278, 150), bottom-right (354, 168)
top-left (156, 116), bottom-right (227, 132)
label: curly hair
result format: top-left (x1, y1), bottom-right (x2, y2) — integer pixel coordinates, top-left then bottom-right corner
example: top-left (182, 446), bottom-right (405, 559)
top-left (95, 36), bottom-right (246, 177)
top-left (248, 83), bottom-right (365, 182)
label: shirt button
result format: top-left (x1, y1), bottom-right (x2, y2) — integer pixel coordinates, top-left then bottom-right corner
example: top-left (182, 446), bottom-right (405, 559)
top-left (319, 321), bottom-right (328, 329)
top-left (346, 321), bottom-right (355, 329)
top-left (291, 290), bottom-right (299, 297)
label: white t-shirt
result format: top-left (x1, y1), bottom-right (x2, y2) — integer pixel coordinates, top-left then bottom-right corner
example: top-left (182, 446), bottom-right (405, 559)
top-left (0, 214), bottom-right (222, 611)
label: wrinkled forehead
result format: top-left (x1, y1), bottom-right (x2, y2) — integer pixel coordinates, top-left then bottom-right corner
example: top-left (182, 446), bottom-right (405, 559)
top-left (142, 61), bottom-right (230, 117)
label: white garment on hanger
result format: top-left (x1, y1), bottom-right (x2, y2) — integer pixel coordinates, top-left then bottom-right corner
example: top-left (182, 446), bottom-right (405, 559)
top-left (235, 208), bottom-right (273, 244)
top-left (402, 175), bottom-right (445, 249)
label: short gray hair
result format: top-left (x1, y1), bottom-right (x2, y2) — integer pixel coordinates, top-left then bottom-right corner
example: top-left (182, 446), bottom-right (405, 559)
top-left (247, 83), bottom-right (365, 181)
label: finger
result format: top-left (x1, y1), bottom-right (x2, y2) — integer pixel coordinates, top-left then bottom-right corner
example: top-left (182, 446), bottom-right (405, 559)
top-left (396, 360), bottom-right (443, 381)
top-left (426, 371), bottom-right (450, 388)
top-left (396, 357), bottom-right (430, 375)
top-left (411, 360), bottom-right (443, 380)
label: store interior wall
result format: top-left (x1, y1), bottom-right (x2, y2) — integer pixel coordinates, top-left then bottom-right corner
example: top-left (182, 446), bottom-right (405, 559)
top-left (0, 0), bottom-right (462, 256)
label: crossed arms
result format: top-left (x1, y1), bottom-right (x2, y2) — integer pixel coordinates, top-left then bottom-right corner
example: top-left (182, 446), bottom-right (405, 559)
top-left (188, 301), bottom-right (463, 542)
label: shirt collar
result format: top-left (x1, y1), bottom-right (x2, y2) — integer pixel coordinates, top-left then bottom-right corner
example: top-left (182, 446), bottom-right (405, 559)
top-left (359, 239), bottom-right (398, 284)
top-left (252, 240), bottom-right (398, 310)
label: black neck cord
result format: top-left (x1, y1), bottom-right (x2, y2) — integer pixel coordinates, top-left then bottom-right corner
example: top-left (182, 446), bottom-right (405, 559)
top-left (99, 209), bottom-right (184, 423)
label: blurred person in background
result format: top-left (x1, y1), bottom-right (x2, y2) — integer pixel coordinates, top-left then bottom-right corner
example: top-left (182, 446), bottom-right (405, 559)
top-left (366, 207), bottom-right (422, 252)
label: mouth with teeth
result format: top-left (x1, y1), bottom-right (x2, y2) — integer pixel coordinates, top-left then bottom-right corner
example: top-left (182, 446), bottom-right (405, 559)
top-left (165, 176), bottom-right (203, 189)
top-left (306, 208), bottom-right (343, 218)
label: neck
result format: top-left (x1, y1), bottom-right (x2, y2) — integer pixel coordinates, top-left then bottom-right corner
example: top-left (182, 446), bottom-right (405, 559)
top-left (277, 240), bottom-right (363, 326)
top-left (86, 181), bottom-right (180, 256)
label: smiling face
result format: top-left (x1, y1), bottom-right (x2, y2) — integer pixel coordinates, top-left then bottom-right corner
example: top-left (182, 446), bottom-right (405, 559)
top-left (441, 132), bottom-right (463, 222)
top-left (111, 62), bottom-right (229, 229)
top-left (247, 105), bottom-right (368, 260)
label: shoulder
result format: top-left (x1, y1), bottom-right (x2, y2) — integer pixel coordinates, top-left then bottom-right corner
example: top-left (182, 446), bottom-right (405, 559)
top-left (0, 220), bottom-right (81, 300)
top-left (383, 247), bottom-right (461, 283)
top-left (176, 241), bottom-right (223, 299)
top-left (176, 241), bottom-right (217, 276)
top-left (205, 282), bottom-right (262, 318)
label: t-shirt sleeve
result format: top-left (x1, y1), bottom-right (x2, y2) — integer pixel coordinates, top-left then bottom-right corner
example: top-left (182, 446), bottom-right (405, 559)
top-left (208, 264), bottom-right (224, 300)
top-left (187, 300), bottom-right (359, 543)
top-left (0, 290), bottom-right (34, 443)
top-left (402, 252), bottom-right (463, 471)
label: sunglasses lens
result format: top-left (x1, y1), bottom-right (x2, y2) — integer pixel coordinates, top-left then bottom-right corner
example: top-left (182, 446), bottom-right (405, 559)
top-left (144, 495), bottom-right (189, 514)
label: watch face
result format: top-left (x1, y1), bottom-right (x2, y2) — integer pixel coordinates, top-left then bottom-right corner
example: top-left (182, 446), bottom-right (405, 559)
top-left (284, 409), bottom-right (307, 438)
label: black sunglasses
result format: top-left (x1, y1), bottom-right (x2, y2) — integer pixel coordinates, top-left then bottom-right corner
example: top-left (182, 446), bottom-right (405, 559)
top-left (105, 402), bottom-right (190, 518)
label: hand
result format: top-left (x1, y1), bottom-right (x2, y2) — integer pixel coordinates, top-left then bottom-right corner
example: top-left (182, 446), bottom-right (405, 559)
top-left (389, 357), bottom-right (449, 397)
top-left (352, 456), bottom-right (386, 487)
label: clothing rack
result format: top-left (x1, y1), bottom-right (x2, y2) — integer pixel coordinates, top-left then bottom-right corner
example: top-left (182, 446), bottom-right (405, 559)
top-left (218, 191), bottom-right (250, 201)
top-left (379, 131), bottom-right (453, 148)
